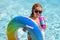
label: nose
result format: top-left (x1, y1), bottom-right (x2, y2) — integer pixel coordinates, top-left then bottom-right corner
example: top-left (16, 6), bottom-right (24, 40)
top-left (37, 12), bottom-right (40, 14)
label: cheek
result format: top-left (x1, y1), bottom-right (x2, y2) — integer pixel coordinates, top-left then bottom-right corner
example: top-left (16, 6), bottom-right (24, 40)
top-left (33, 11), bottom-right (36, 15)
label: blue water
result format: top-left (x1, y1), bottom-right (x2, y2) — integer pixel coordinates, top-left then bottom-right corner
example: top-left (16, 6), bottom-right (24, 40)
top-left (0, 0), bottom-right (60, 40)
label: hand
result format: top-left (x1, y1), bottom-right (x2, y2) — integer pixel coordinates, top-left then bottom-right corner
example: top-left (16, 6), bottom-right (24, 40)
top-left (22, 28), bottom-right (26, 32)
top-left (28, 35), bottom-right (32, 40)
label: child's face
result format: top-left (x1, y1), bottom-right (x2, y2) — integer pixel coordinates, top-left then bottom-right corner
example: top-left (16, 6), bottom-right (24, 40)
top-left (33, 7), bottom-right (42, 18)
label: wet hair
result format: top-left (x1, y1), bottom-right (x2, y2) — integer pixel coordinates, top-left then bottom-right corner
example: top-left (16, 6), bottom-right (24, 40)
top-left (30, 3), bottom-right (42, 17)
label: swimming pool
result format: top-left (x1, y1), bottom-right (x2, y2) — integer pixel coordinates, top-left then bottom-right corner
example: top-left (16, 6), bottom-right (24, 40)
top-left (0, 0), bottom-right (60, 40)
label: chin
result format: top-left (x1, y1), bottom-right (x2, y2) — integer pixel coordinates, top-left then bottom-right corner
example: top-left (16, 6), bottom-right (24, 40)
top-left (36, 16), bottom-right (39, 18)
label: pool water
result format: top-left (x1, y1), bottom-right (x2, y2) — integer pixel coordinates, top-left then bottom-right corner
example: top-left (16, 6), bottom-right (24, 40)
top-left (0, 0), bottom-right (60, 40)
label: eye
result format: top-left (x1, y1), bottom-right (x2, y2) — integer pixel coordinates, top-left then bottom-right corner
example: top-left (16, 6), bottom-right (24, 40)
top-left (35, 10), bottom-right (42, 14)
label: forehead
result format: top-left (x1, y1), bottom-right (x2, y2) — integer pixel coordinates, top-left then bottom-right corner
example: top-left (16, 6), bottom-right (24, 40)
top-left (35, 7), bottom-right (42, 10)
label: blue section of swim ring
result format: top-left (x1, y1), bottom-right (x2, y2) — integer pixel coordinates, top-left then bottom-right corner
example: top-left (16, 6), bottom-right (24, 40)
top-left (11, 16), bottom-right (43, 40)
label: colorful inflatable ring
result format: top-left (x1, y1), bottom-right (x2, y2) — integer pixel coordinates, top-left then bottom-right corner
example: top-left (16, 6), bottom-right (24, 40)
top-left (7, 16), bottom-right (43, 40)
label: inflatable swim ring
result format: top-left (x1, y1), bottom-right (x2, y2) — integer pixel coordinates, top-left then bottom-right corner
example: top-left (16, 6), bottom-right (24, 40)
top-left (7, 16), bottom-right (43, 40)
